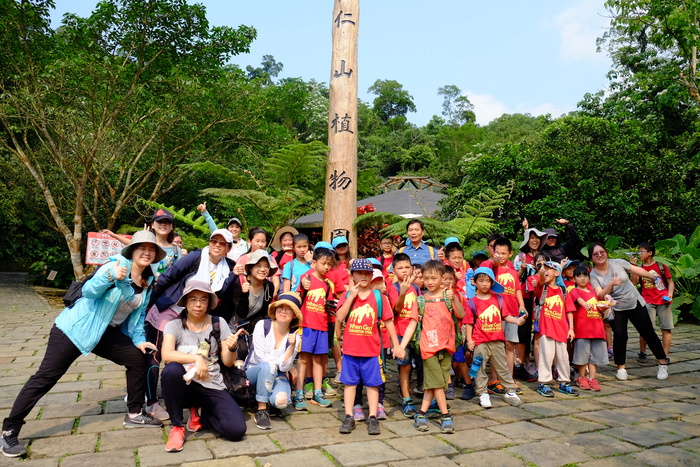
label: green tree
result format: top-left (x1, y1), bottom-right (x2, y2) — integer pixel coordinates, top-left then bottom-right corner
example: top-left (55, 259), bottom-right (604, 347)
top-left (367, 79), bottom-right (417, 123)
top-left (437, 85), bottom-right (475, 125)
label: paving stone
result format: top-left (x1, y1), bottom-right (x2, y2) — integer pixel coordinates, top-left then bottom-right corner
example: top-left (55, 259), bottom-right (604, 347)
top-left (99, 428), bottom-right (165, 451)
top-left (77, 413), bottom-right (126, 434)
top-left (39, 402), bottom-right (102, 419)
top-left (674, 437), bottom-right (700, 452)
top-left (0, 458), bottom-right (59, 467)
top-left (478, 406), bottom-right (540, 423)
top-left (208, 435), bottom-right (281, 458)
top-left (655, 385), bottom-right (700, 400)
top-left (630, 445), bottom-right (700, 466)
top-left (182, 457), bottom-right (255, 467)
top-left (80, 371), bottom-right (126, 381)
top-left (603, 424), bottom-right (687, 447)
top-left (59, 450), bottom-right (135, 467)
top-left (387, 456), bottom-right (458, 467)
top-left (488, 421), bottom-right (560, 442)
top-left (269, 427), bottom-right (338, 450)
top-left (557, 432), bottom-right (642, 457)
top-left (256, 449), bottom-right (335, 467)
top-left (642, 419), bottom-right (700, 438)
top-left (138, 440), bottom-right (212, 466)
top-left (506, 439), bottom-right (593, 467)
top-left (452, 413), bottom-right (501, 430)
top-left (103, 400), bottom-right (128, 414)
top-left (244, 415), bottom-right (291, 434)
top-left (520, 401), bottom-right (581, 417)
top-left (284, 412), bottom-right (341, 430)
top-left (543, 398), bottom-right (602, 412)
top-left (531, 415), bottom-right (608, 434)
top-left (323, 440), bottom-right (406, 467)
top-left (684, 414), bottom-right (700, 424)
top-left (446, 427), bottom-right (512, 451)
top-left (21, 418), bottom-right (74, 439)
top-left (650, 401), bottom-right (700, 415)
top-left (79, 388), bottom-right (128, 403)
top-left (594, 393), bottom-right (651, 407)
top-left (37, 392), bottom-right (79, 406)
top-left (385, 435), bottom-right (458, 458)
top-left (29, 433), bottom-right (98, 458)
top-left (576, 457), bottom-right (638, 467)
top-left (576, 406), bottom-right (671, 427)
top-left (451, 450), bottom-right (526, 467)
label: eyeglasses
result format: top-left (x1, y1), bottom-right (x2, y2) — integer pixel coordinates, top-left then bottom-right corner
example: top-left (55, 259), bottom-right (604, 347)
top-left (210, 239), bottom-right (230, 247)
top-left (638, 250), bottom-right (648, 254)
top-left (592, 251), bottom-right (606, 257)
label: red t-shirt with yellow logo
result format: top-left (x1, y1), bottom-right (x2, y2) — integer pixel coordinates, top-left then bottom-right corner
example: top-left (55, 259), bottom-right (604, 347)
top-left (419, 296), bottom-right (456, 360)
top-left (493, 265), bottom-right (521, 317)
top-left (297, 272), bottom-right (334, 331)
top-left (569, 286), bottom-right (605, 339)
top-left (338, 290), bottom-right (393, 357)
top-left (536, 285), bottom-right (575, 342)
top-left (387, 283), bottom-right (420, 336)
top-left (463, 294), bottom-right (505, 346)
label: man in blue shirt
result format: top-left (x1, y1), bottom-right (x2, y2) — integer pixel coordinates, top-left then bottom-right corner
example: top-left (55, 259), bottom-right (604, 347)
top-left (399, 219), bottom-right (435, 267)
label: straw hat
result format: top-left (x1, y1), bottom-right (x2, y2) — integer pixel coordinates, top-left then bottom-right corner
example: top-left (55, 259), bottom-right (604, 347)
top-left (268, 292), bottom-right (303, 327)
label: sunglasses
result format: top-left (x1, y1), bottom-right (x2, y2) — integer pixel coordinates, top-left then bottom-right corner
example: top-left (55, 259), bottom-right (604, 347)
top-left (210, 239), bottom-right (230, 247)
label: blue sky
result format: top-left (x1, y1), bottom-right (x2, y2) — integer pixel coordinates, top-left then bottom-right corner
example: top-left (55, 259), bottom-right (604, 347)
top-left (50, 0), bottom-right (613, 126)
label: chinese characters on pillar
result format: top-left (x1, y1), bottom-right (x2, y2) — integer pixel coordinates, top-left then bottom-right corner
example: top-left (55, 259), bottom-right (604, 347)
top-left (329, 169), bottom-right (352, 191)
top-left (331, 113), bottom-right (354, 134)
top-left (330, 5), bottom-right (355, 136)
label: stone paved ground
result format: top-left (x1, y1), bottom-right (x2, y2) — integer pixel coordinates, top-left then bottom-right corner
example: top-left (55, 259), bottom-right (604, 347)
top-left (1, 272), bottom-right (699, 466)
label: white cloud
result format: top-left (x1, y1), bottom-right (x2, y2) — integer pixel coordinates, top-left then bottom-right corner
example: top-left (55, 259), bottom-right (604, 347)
top-left (467, 91), bottom-right (575, 126)
top-left (554, 0), bottom-right (610, 64)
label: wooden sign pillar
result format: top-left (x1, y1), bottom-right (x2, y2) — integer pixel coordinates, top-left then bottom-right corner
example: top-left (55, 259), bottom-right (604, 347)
top-left (323, 0), bottom-right (359, 254)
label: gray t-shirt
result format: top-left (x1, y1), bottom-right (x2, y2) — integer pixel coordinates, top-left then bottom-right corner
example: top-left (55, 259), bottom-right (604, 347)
top-left (590, 258), bottom-right (645, 311)
top-left (163, 316), bottom-right (231, 391)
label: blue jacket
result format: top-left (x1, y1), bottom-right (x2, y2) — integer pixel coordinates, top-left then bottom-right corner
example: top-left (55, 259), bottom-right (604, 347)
top-left (54, 255), bottom-right (153, 355)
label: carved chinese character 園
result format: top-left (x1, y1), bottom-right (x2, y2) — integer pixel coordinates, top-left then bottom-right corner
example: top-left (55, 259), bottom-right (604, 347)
top-left (330, 113), bottom-right (354, 134)
top-left (329, 170), bottom-right (352, 191)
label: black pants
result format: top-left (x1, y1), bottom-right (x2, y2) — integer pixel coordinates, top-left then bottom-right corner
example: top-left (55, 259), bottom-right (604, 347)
top-left (2, 325), bottom-right (148, 434)
top-left (161, 363), bottom-right (246, 441)
top-left (610, 301), bottom-right (667, 366)
top-left (517, 297), bottom-right (535, 356)
top-left (145, 322), bottom-right (164, 405)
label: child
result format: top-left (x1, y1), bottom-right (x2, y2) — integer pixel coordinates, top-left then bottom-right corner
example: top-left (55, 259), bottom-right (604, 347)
top-left (444, 266), bottom-right (468, 400)
top-left (413, 260), bottom-right (465, 434)
top-left (533, 262), bottom-right (578, 397)
top-left (336, 259), bottom-right (403, 435)
top-left (568, 265), bottom-right (610, 391)
top-left (294, 247), bottom-right (335, 410)
top-left (562, 260), bottom-right (579, 293)
top-left (443, 239), bottom-right (470, 293)
top-left (464, 267), bottom-right (522, 408)
top-left (377, 236), bottom-right (395, 284)
top-left (387, 253), bottom-right (422, 415)
top-left (282, 234), bottom-right (311, 293)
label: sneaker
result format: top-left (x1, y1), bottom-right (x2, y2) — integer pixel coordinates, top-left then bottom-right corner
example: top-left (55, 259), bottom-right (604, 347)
top-left (537, 384), bottom-right (554, 398)
top-left (615, 368), bottom-right (628, 381)
top-left (367, 416), bottom-right (380, 435)
top-left (427, 400), bottom-right (447, 418)
top-left (353, 404), bottom-right (365, 421)
top-left (479, 393), bottom-right (492, 408)
top-left (524, 365), bottom-right (538, 382)
top-left (312, 390), bottom-right (332, 407)
top-left (514, 364), bottom-right (527, 381)
top-left (333, 372), bottom-right (342, 385)
top-left (401, 398), bottom-right (417, 418)
top-left (165, 426), bottom-right (185, 453)
top-left (576, 376), bottom-right (591, 390)
top-left (146, 401), bottom-right (170, 421)
top-left (413, 385), bottom-right (424, 396)
top-left (637, 352), bottom-right (647, 364)
top-left (186, 407), bottom-right (202, 432)
top-left (293, 390), bottom-right (308, 411)
top-left (558, 383), bottom-right (579, 396)
top-left (303, 381), bottom-right (314, 399)
top-left (657, 364), bottom-right (669, 380)
top-left (440, 415), bottom-right (455, 434)
top-left (123, 410), bottom-right (163, 428)
top-left (339, 415), bottom-right (356, 434)
top-left (377, 403), bottom-right (387, 420)
top-left (588, 378), bottom-right (601, 391)
top-left (445, 383), bottom-right (455, 400)
top-left (0, 430), bottom-right (26, 458)
top-left (513, 382), bottom-right (523, 395)
top-left (413, 414), bottom-right (429, 431)
top-left (322, 378), bottom-right (337, 396)
top-left (504, 392), bottom-right (521, 406)
top-left (461, 383), bottom-right (476, 400)
top-left (487, 380), bottom-right (506, 396)
top-left (254, 409), bottom-right (272, 430)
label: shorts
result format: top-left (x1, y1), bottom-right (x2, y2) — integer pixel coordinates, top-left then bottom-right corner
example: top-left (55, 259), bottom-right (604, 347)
top-left (647, 303), bottom-right (674, 331)
top-left (423, 350), bottom-right (452, 390)
top-left (451, 344), bottom-right (467, 363)
top-left (504, 322), bottom-right (519, 343)
top-left (340, 355), bottom-right (384, 387)
top-left (572, 338), bottom-right (609, 366)
top-left (395, 335), bottom-right (416, 366)
top-left (300, 327), bottom-right (329, 355)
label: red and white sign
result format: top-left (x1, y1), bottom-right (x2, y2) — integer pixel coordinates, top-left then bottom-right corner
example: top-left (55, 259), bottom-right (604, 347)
top-left (85, 232), bottom-right (132, 265)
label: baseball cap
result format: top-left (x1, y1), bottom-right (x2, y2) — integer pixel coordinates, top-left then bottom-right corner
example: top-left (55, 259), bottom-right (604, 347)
top-left (350, 258), bottom-right (373, 272)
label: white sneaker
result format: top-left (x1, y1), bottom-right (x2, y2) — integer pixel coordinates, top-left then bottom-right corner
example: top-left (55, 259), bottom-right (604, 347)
top-left (479, 393), bottom-right (492, 408)
top-left (657, 364), bottom-right (669, 380)
top-left (615, 368), bottom-right (628, 381)
top-left (504, 392), bottom-right (521, 406)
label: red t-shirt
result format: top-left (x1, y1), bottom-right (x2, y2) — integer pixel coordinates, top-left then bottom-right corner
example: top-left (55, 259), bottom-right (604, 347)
top-left (639, 262), bottom-right (672, 305)
top-left (339, 290), bottom-right (393, 357)
top-left (463, 294), bottom-right (506, 346)
top-left (419, 295), bottom-right (456, 359)
top-left (515, 253), bottom-right (536, 299)
top-left (569, 286), bottom-right (606, 339)
top-left (328, 263), bottom-right (350, 299)
top-left (492, 265), bottom-right (521, 317)
top-left (564, 279), bottom-right (575, 294)
top-left (276, 251), bottom-right (294, 274)
top-left (387, 283), bottom-right (420, 336)
top-left (297, 272), bottom-right (333, 331)
top-left (535, 284), bottom-right (575, 342)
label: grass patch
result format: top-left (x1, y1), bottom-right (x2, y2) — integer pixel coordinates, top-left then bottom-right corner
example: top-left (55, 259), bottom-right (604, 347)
top-left (99, 401), bottom-right (106, 413)
top-left (71, 417), bottom-right (80, 435)
top-left (322, 449), bottom-right (339, 464)
top-left (434, 434), bottom-right (459, 450)
top-left (270, 438), bottom-right (285, 452)
top-left (76, 392), bottom-right (82, 402)
top-left (134, 448), bottom-right (140, 467)
top-left (95, 433), bottom-right (101, 452)
top-left (76, 373), bottom-right (83, 381)
top-left (36, 406), bottom-right (45, 420)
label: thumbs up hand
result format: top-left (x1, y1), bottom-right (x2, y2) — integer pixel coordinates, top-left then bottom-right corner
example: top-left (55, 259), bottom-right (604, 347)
top-left (113, 259), bottom-right (127, 281)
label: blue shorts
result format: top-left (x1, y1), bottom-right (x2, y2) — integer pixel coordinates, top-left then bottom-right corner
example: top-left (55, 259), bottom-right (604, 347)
top-left (394, 335), bottom-right (415, 366)
top-left (451, 344), bottom-right (467, 363)
top-left (301, 327), bottom-right (329, 355)
top-left (340, 355), bottom-right (384, 387)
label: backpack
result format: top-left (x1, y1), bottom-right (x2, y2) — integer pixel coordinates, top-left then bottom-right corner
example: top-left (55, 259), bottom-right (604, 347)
top-left (62, 267), bottom-right (114, 308)
top-left (465, 294), bottom-right (505, 322)
top-left (211, 318), bottom-right (251, 408)
top-left (533, 283), bottom-right (567, 322)
top-left (398, 244), bottom-right (435, 260)
top-left (411, 291), bottom-right (462, 353)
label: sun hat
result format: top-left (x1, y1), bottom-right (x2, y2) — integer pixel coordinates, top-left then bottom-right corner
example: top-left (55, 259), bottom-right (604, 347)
top-left (543, 261), bottom-right (566, 287)
top-left (350, 258), bottom-right (373, 272)
top-left (332, 236), bottom-right (349, 248)
top-left (151, 208), bottom-right (174, 223)
top-left (371, 269), bottom-right (384, 282)
top-left (472, 267), bottom-right (505, 294)
top-left (121, 230), bottom-right (166, 263)
top-left (472, 250), bottom-right (488, 259)
top-left (175, 279), bottom-right (218, 310)
top-left (210, 228), bottom-right (234, 244)
top-left (227, 217), bottom-right (242, 228)
top-left (314, 241), bottom-right (334, 250)
top-left (519, 228), bottom-right (549, 251)
top-left (245, 249), bottom-right (277, 276)
top-left (268, 291), bottom-right (303, 327)
top-left (271, 226), bottom-right (299, 251)
top-left (368, 257), bottom-right (383, 269)
top-left (444, 236), bottom-right (460, 246)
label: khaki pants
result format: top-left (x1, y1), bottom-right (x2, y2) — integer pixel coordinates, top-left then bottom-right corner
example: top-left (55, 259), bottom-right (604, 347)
top-left (474, 341), bottom-right (516, 395)
top-left (537, 335), bottom-right (570, 383)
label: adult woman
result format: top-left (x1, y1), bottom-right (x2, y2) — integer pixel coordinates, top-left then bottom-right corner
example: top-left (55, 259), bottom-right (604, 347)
top-left (197, 202), bottom-right (249, 261)
top-left (270, 226), bottom-right (298, 272)
top-left (230, 249), bottom-right (277, 361)
top-left (1, 232), bottom-right (164, 458)
top-left (161, 280), bottom-right (247, 452)
top-left (588, 242), bottom-right (669, 381)
top-left (245, 292), bottom-right (302, 430)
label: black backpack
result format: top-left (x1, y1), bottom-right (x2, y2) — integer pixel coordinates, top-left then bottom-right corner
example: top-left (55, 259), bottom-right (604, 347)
top-left (210, 318), bottom-right (251, 409)
top-left (62, 267), bottom-right (113, 308)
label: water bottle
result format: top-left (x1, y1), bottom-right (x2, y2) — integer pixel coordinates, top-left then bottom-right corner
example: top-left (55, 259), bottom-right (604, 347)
top-left (654, 275), bottom-right (665, 291)
top-left (157, 261), bottom-right (165, 274)
top-left (468, 355), bottom-right (483, 378)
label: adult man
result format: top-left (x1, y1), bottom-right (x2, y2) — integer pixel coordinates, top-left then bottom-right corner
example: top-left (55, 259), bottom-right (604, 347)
top-left (398, 219), bottom-right (435, 267)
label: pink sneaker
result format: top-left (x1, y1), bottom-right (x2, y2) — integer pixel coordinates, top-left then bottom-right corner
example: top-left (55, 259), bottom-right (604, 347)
top-left (576, 377), bottom-right (591, 390)
top-left (588, 378), bottom-right (601, 391)
top-left (186, 407), bottom-right (202, 432)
